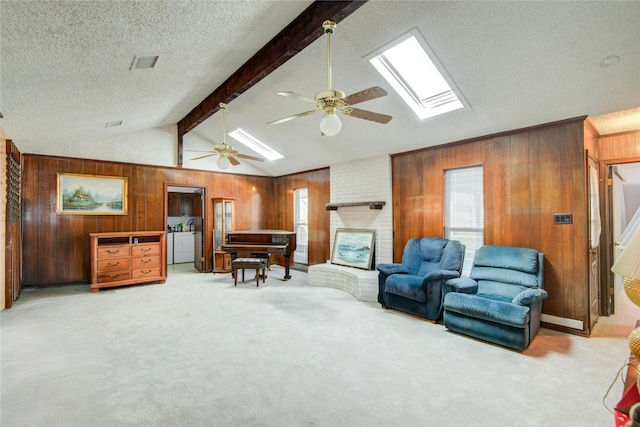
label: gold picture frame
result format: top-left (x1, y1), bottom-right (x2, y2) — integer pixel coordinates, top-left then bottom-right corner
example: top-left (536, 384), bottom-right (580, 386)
top-left (57, 173), bottom-right (128, 215)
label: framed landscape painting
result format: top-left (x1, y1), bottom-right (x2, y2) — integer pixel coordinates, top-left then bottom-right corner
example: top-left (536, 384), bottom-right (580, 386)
top-left (331, 228), bottom-right (376, 270)
top-left (57, 173), bottom-right (127, 215)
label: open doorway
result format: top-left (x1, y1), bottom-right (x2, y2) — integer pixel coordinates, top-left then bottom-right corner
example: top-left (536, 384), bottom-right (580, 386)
top-left (607, 162), bottom-right (640, 318)
top-left (165, 184), bottom-right (207, 274)
top-left (590, 161), bottom-right (640, 337)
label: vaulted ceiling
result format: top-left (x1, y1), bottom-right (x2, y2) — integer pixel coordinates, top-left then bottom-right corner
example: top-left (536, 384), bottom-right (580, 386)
top-left (1, 1), bottom-right (639, 177)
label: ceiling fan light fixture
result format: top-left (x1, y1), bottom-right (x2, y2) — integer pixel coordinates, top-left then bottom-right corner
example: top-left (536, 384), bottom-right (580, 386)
top-left (268, 19), bottom-right (392, 132)
top-left (217, 155), bottom-right (230, 169)
top-left (320, 112), bottom-right (342, 136)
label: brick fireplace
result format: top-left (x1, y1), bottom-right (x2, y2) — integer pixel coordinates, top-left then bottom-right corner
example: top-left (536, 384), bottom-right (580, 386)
top-left (328, 154), bottom-right (393, 266)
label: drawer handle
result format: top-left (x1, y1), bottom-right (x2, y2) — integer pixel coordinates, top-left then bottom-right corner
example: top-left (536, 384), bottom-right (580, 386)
top-left (140, 269), bottom-right (152, 274)
top-left (107, 262), bottom-right (120, 266)
top-left (107, 249), bottom-right (120, 254)
top-left (140, 248), bottom-right (152, 252)
top-left (140, 259), bottom-right (151, 263)
top-left (107, 273), bottom-right (120, 278)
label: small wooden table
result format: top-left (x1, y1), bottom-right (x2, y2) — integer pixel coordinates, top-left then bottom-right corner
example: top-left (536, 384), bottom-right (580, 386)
top-left (232, 258), bottom-right (267, 287)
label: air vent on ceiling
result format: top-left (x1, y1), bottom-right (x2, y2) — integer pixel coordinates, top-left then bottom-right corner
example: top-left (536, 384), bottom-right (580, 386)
top-left (106, 121), bottom-right (123, 128)
top-left (130, 55), bottom-right (159, 70)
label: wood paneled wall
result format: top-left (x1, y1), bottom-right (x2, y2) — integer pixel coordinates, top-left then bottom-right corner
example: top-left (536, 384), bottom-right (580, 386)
top-left (598, 131), bottom-right (640, 161)
top-left (21, 154), bottom-right (331, 287)
top-left (392, 118), bottom-right (590, 327)
top-left (22, 155), bottom-right (275, 286)
top-left (273, 168), bottom-right (331, 266)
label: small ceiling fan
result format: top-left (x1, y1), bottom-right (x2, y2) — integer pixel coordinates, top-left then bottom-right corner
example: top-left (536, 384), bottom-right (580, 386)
top-left (189, 103), bottom-right (264, 169)
top-left (267, 20), bottom-right (392, 136)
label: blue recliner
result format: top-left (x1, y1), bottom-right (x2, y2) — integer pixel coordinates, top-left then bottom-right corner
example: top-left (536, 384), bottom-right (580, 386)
top-left (443, 245), bottom-right (547, 351)
top-left (377, 237), bottom-right (465, 321)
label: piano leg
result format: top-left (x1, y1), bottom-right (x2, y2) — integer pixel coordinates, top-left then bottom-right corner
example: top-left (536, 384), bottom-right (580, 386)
top-left (283, 254), bottom-right (292, 280)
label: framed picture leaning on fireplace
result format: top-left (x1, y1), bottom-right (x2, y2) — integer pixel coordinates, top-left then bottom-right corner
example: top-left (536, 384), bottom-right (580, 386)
top-left (331, 228), bottom-right (376, 270)
top-left (57, 173), bottom-right (128, 215)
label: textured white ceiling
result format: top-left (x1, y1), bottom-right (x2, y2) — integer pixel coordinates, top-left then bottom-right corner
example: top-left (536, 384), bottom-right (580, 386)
top-left (1, 1), bottom-right (639, 177)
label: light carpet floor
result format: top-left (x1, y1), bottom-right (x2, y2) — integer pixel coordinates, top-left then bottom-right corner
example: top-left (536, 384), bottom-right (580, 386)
top-left (1, 263), bottom-right (636, 427)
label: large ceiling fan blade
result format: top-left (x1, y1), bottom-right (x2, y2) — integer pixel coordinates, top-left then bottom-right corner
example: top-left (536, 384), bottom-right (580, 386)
top-left (278, 91), bottom-right (317, 105)
top-left (190, 153), bottom-right (217, 160)
top-left (228, 156), bottom-right (241, 166)
top-left (346, 108), bottom-right (393, 124)
top-left (343, 86), bottom-right (388, 106)
top-left (267, 110), bottom-right (317, 125)
top-left (236, 153), bottom-right (265, 162)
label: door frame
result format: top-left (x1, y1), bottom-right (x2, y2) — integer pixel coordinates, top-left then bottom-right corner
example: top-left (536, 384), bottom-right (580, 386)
top-left (586, 152), bottom-right (600, 332)
top-left (164, 183), bottom-right (209, 272)
top-left (598, 156), bottom-right (640, 316)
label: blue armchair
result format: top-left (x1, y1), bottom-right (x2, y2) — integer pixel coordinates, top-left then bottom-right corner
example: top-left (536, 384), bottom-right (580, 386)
top-left (443, 245), bottom-right (548, 351)
top-left (377, 237), bottom-right (465, 321)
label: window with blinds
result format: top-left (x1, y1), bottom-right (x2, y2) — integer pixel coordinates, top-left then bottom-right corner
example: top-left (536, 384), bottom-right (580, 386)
top-left (444, 165), bottom-right (484, 276)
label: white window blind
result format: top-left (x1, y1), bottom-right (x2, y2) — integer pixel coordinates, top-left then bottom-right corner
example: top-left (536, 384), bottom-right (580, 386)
top-left (444, 166), bottom-right (484, 276)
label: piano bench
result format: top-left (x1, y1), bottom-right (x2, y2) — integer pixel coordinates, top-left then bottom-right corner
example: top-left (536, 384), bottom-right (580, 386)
top-left (250, 252), bottom-right (271, 270)
top-left (232, 258), bottom-right (267, 287)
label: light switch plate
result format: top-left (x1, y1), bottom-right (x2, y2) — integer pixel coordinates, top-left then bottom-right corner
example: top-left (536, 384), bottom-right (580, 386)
top-left (553, 213), bottom-right (573, 224)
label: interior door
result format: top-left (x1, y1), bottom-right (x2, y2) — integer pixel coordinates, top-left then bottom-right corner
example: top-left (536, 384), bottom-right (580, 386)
top-left (588, 155), bottom-right (601, 331)
top-left (193, 189), bottom-right (204, 272)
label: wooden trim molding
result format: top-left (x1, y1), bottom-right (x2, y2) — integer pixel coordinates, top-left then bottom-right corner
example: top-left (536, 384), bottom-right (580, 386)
top-left (584, 117), bottom-right (600, 138)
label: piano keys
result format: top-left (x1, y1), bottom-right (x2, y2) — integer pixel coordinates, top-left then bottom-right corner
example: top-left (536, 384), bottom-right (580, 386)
top-left (221, 230), bottom-right (297, 280)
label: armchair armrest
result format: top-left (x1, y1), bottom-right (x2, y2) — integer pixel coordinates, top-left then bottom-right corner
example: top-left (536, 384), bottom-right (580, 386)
top-left (512, 288), bottom-right (549, 306)
top-left (423, 269), bottom-right (461, 283)
top-left (376, 263), bottom-right (410, 275)
top-left (443, 277), bottom-right (478, 295)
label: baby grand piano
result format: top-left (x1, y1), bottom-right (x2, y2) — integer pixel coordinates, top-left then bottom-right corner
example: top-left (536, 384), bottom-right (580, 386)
top-left (221, 230), bottom-right (297, 280)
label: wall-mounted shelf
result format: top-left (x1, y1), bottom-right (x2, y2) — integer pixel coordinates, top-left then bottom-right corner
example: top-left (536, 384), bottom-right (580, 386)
top-left (325, 201), bottom-right (386, 211)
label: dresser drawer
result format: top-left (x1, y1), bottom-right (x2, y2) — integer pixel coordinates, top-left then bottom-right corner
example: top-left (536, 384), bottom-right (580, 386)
top-left (131, 255), bottom-right (160, 268)
top-left (132, 266), bottom-right (161, 279)
top-left (131, 243), bottom-right (160, 256)
top-left (97, 257), bottom-right (131, 271)
top-left (97, 269), bottom-right (131, 283)
top-left (97, 245), bottom-right (130, 259)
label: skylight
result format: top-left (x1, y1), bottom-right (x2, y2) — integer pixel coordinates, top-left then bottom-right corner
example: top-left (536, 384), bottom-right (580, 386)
top-left (367, 29), bottom-right (467, 120)
top-left (228, 128), bottom-right (284, 161)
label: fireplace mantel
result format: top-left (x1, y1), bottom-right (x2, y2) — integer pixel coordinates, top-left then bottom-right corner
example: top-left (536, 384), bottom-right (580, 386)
top-left (325, 201), bottom-right (386, 211)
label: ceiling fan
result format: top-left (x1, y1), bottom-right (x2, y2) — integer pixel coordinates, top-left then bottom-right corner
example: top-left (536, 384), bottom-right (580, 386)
top-left (190, 103), bottom-right (265, 169)
top-left (267, 20), bottom-right (392, 136)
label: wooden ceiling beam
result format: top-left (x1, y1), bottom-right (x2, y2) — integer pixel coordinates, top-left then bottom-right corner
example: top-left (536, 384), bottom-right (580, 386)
top-left (177, 0), bottom-right (367, 166)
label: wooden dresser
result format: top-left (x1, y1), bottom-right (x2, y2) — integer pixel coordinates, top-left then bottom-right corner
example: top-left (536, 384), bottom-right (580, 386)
top-left (89, 231), bottom-right (167, 292)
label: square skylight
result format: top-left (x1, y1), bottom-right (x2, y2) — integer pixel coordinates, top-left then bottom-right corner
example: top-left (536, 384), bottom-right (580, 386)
top-left (367, 29), bottom-right (468, 120)
top-left (228, 128), bottom-right (283, 161)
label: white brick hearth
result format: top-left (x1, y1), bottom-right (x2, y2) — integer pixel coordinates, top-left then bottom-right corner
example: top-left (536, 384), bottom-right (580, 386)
top-left (308, 262), bottom-right (378, 302)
